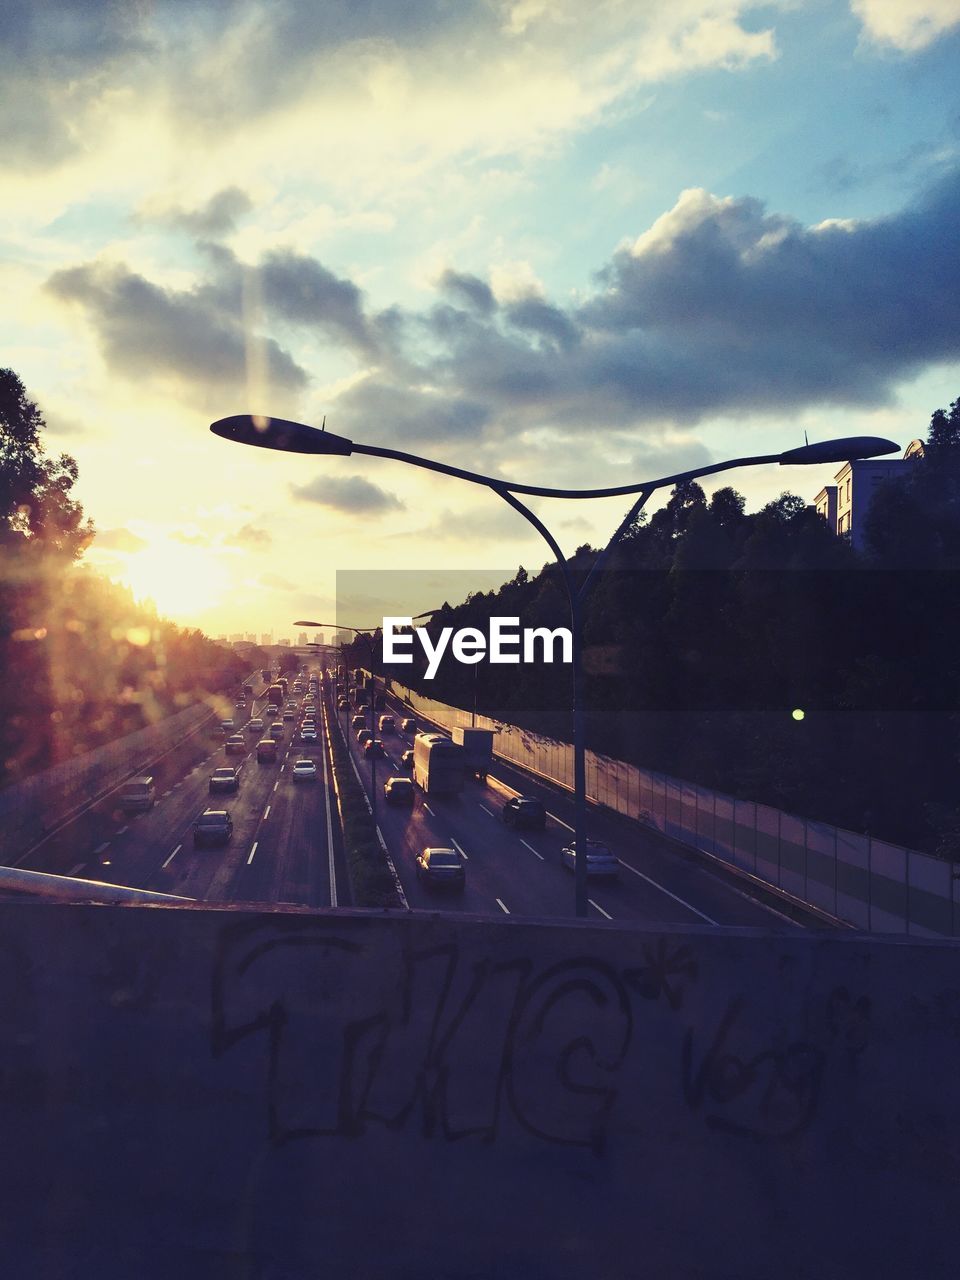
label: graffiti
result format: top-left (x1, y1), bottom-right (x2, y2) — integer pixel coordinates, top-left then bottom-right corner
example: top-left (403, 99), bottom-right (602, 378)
top-left (682, 997), bottom-right (824, 1142)
top-left (212, 919), bottom-right (632, 1152)
top-left (623, 938), bottom-right (698, 1010)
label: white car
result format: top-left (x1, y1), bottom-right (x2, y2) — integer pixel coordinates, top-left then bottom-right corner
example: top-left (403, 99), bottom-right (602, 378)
top-left (300, 727), bottom-right (318, 742)
top-left (560, 840), bottom-right (619, 878)
top-left (292, 758), bottom-right (318, 781)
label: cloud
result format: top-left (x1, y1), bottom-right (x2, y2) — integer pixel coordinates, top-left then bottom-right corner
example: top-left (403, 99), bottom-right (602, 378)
top-left (225, 523), bottom-right (272, 547)
top-left (94, 527), bottom-right (148, 552)
top-left (437, 269), bottom-right (498, 315)
top-left (45, 259), bottom-right (307, 394)
top-left (290, 474), bottom-right (405, 515)
top-left (142, 186), bottom-right (254, 237)
top-left (851, 0), bottom-right (960, 51)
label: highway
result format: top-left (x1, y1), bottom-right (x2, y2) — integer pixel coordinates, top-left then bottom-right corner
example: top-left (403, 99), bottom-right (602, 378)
top-left (17, 677), bottom-right (344, 909)
top-left (333, 679), bottom-right (797, 930)
top-left (16, 666), bottom-right (800, 928)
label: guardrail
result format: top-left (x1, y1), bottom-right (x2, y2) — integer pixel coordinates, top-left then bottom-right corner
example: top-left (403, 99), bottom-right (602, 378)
top-left (0, 865), bottom-right (194, 904)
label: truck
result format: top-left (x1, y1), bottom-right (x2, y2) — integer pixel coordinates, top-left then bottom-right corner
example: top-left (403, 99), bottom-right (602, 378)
top-left (267, 683), bottom-right (285, 710)
top-left (451, 727), bottom-right (495, 782)
top-left (412, 732), bottom-right (463, 796)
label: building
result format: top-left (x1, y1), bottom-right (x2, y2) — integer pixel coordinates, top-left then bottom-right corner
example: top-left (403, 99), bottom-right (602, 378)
top-left (813, 440), bottom-right (923, 551)
top-left (260, 632), bottom-right (273, 647)
top-left (297, 632), bottom-right (308, 647)
top-left (335, 629), bottom-right (351, 648)
top-left (279, 638), bottom-right (290, 647)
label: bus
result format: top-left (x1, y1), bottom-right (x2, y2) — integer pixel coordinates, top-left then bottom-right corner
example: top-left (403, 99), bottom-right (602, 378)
top-left (412, 733), bottom-right (463, 796)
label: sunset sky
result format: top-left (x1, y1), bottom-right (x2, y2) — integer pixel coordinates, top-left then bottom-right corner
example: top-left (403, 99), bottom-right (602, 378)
top-left (3, 0), bottom-right (960, 636)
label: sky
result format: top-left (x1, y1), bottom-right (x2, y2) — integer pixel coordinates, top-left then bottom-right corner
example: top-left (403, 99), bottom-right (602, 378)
top-left (3, 0), bottom-right (960, 638)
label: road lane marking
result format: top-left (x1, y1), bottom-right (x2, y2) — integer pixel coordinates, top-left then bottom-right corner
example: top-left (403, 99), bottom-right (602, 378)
top-left (273, 781), bottom-right (279, 792)
top-left (423, 802), bottom-right (435, 817)
top-left (495, 898), bottom-right (510, 914)
top-left (546, 810), bottom-right (574, 833)
top-left (68, 863), bottom-right (86, 876)
top-left (450, 837), bottom-right (468, 861)
top-left (162, 790), bottom-right (171, 798)
top-left (520, 838), bottom-right (544, 861)
top-left (589, 898), bottom-right (613, 920)
top-left (320, 703), bottom-right (338, 907)
top-left (478, 804), bottom-right (494, 817)
top-left (94, 842), bottom-right (110, 855)
top-left (247, 842), bottom-right (258, 865)
top-left (263, 805), bottom-right (271, 820)
top-left (162, 844), bottom-right (181, 868)
top-left (116, 825), bottom-right (128, 836)
top-left (617, 860), bottom-right (718, 925)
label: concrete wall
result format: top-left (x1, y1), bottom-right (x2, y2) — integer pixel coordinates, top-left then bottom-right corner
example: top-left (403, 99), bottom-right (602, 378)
top-left (2, 899), bottom-right (958, 1279)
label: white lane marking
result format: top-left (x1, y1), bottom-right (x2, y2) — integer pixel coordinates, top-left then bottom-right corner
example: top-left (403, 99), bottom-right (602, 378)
top-left (423, 802), bottom-right (435, 817)
top-left (68, 862), bottom-right (86, 877)
top-left (279, 764), bottom-right (285, 772)
top-left (162, 790), bottom-right (171, 798)
top-left (273, 781), bottom-right (279, 792)
top-left (520, 838), bottom-right (544, 861)
top-left (263, 805), bottom-right (271, 820)
top-left (116, 825), bottom-right (128, 836)
top-left (546, 810), bottom-right (574, 833)
top-left (617, 859), bottom-right (718, 925)
top-left (173, 781), bottom-right (182, 788)
top-left (478, 804), bottom-right (494, 817)
top-left (589, 898), bottom-right (613, 920)
top-left (162, 844), bottom-right (181, 869)
top-left (495, 898), bottom-right (510, 914)
top-left (247, 842), bottom-right (258, 865)
top-left (450, 837), bottom-right (468, 861)
top-left (94, 842), bottom-right (110, 855)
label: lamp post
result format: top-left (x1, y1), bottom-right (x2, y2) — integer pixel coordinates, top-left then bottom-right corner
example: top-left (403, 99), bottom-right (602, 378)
top-left (214, 412), bottom-right (899, 918)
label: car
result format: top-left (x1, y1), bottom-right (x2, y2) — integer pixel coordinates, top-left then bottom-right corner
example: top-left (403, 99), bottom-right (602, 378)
top-left (234, 700), bottom-right (246, 709)
top-left (225, 734), bottom-right (246, 755)
top-left (357, 728), bottom-right (373, 745)
top-left (364, 738), bottom-right (384, 758)
top-left (269, 721), bottom-right (284, 740)
top-left (560, 840), bottom-right (619, 878)
top-left (257, 738), bottom-right (279, 763)
top-left (193, 809), bottom-right (233, 847)
top-left (219, 719), bottom-right (234, 732)
top-left (416, 847), bottom-right (465, 890)
top-left (400, 749), bottom-right (414, 769)
top-left (209, 767), bottom-right (240, 794)
top-left (378, 714), bottom-right (395, 733)
top-left (247, 717), bottom-right (264, 734)
top-left (351, 714), bottom-right (365, 729)
top-left (300, 727), bottom-right (318, 742)
top-left (291, 758), bottom-right (318, 782)
top-left (383, 776), bottom-right (414, 805)
top-left (503, 796), bottom-right (547, 830)
top-left (401, 718), bottom-right (416, 732)
top-left (117, 775), bottom-right (156, 813)
top-left (338, 698), bottom-right (349, 710)
top-left (282, 710), bottom-right (295, 721)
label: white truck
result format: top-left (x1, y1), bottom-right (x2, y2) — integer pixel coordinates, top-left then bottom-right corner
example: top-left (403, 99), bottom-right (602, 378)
top-left (412, 733), bottom-right (463, 796)
top-left (451, 727), bottom-right (494, 782)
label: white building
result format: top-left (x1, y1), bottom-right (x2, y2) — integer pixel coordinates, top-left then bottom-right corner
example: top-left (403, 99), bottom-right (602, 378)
top-left (813, 440), bottom-right (923, 551)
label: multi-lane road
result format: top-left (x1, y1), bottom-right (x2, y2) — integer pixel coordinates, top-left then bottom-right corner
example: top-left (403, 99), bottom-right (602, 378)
top-left (17, 680), bottom-right (344, 909)
top-left (18, 672), bottom-right (798, 929)
top-left (335, 681), bottom-right (797, 930)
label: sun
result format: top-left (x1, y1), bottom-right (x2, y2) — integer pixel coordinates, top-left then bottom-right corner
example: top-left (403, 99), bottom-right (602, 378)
top-left (117, 540), bottom-right (227, 622)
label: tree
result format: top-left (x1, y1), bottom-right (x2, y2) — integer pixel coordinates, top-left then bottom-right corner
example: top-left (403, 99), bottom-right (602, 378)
top-left (0, 368), bottom-right (93, 558)
top-left (928, 397), bottom-right (960, 452)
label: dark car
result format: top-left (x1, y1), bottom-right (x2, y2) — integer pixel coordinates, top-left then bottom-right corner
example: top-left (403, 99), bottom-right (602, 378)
top-left (384, 776), bottom-right (414, 805)
top-left (357, 728), bottom-right (373, 745)
top-left (193, 809), bottom-right (233, 847)
top-left (351, 713), bottom-right (366, 729)
top-left (225, 734), bottom-right (246, 756)
top-left (503, 796), bottom-right (547, 830)
top-left (209, 767), bottom-right (240, 794)
top-left (401, 717), bottom-right (416, 733)
top-left (364, 738), bottom-right (384, 758)
top-left (400, 749), bottom-right (414, 770)
top-left (416, 847), bottom-right (465, 890)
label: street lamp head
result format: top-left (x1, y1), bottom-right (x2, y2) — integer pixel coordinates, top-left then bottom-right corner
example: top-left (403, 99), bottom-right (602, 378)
top-left (777, 436), bottom-right (900, 466)
top-left (294, 620), bottom-right (323, 627)
top-left (210, 414), bottom-right (353, 456)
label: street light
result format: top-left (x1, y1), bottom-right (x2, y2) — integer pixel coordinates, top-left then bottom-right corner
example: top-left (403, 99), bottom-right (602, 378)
top-left (213, 412), bottom-right (899, 918)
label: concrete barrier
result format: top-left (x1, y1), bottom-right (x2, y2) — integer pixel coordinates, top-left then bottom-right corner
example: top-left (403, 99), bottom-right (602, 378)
top-left (1, 899), bottom-right (958, 1278)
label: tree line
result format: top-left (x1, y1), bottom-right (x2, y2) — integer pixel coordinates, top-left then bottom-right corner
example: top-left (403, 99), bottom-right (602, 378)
top-left (360, 397), bottom-right (960, 858)
top-left (0, 369), bottom-right (256, 787)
